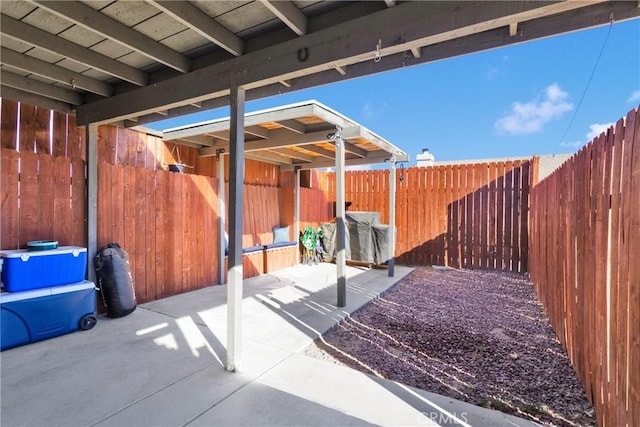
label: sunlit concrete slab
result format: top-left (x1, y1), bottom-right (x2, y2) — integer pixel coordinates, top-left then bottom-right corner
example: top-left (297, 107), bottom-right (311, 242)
top-left (0, 307), bottom-right (223, 427)
top-left (0, 262), bottom-right (536, 427)
top-left (93, 340), bottom-right (291, 427)
top-left (191, 354), bottom-right (539, 427)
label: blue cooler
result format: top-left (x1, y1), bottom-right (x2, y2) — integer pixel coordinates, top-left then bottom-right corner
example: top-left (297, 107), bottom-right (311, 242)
top-left (0, 281), bottom-right (97, 351)
top-left (0, 246), bottom-right (87, 292)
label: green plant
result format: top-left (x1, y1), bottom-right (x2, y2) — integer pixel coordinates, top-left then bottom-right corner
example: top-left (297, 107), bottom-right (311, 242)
top-left (300, 226), bottom-right (324, 264)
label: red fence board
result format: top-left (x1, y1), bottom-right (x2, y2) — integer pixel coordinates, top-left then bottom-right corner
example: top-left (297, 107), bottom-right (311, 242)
top-left (318, 161), bottom-right (530, 272)
top-left (529, 107), bottom-right (639, 426)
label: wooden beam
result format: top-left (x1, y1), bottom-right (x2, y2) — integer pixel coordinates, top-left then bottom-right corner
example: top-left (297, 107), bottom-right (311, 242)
top-left (77, 1), bottom-right (612, 124)
top-left (384, 0), bottom-right (396, 7)
top-left (245, 151), bottom-right (292, 165)
top-left (269, 148), bottom-right (314, 162)
top-left (0, 84), bottom-right (73, 113)
top-left (343, 125), bottom-right (407, 160)
top-left (172, 135), bottom-right (215, 147)
top-left (509, 22), bottom-right (519, 37)
top-left (282, 150), bottom-right (397, 170)
top-left (275, 119), bottom-right (306, 134)
top-left (163, 103), bottom-right (316, 140)
top-left (410, 47), bottom-right (421, 58)
top-left (334, 65), bottom-right (347, 75)
top-left (208, 131), bottom-right (230, 141)
top-left (1, 70), bottom-right (84, 105)
top-left (259, 0), bottom-right (308, 36)
top-left (148, 0), bottom-right (244, 56)
top-left (279, 80), bottom-right (292, 88)
top-left (0, 14), bottom-right (148, 86)
top-left (343, 140), bottom-right (367, 158)
top-left (133, 1), bottom-right (637, 128)
top-left (1, 47), bottom-right (113, 97)
top-left (245, 125), bottom-right (270, 139)
top-left (199, 129), bottom-right (331, 156)
top-left (298, 144), bottom-right (335, 159)
top-left (33, 1), bottom-right (191, 73)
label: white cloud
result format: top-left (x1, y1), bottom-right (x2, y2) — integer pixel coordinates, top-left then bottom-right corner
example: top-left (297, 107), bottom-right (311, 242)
top-left (346, 164), bottom-right (373, 171)
top-left (560, 140), bottom-right (583, 148)
top-left (360, 101), bottom-right (388, 120)
top-left (495, 83), bottom-right (574, 135)
top-left (628, 90), bottom-right (640, 103)
top-left (560, 122), bottom-right (614, 149)
top-left (586, 122), bottom-right (614, 141)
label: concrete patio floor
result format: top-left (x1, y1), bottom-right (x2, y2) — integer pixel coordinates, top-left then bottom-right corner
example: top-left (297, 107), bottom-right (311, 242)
top-left (1, 263), bottom-right (539, 427)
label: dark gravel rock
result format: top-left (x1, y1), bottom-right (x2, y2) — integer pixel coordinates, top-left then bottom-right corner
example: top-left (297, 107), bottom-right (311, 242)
top-left (305, 268), bottom-right (596, 426)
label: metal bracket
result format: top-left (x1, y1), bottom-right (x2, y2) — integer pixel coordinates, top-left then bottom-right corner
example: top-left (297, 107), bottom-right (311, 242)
top-left (215, 148), bottom-right (225, 160)
top-left (294, 165), bottom-right (302, 171)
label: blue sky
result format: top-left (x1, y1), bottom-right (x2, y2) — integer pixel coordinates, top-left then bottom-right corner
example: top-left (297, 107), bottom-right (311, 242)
top-left (148, 19), bottom-right (640, 165)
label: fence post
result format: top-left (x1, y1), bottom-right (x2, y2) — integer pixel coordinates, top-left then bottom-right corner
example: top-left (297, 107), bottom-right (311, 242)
top-left (388, 157), bottom-right (396, 277)
top-left (85, 123), bottom-right (98, 284)
top-left (226, 76), bottom-right (245, 372)
top-left (217, 149), bottom-right (226, 285)
top-left (531, 156), bottom-right (540, 186)
top-left (334, 128), bottom-right (347, 307)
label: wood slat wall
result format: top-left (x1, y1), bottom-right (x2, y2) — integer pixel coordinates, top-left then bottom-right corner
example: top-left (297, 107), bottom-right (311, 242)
top-left (321, 161), bottom-right (530, 272)
top-left (97, 162), bottom-right (221, 302)
top-left (529, 107), bottom-right (640, 427)
top-left (0, 149), bottom-right (86, 249)
top-left (1, 100), bottom-right (298, 303)
top-left (0, 99), bottom-right (281, 186)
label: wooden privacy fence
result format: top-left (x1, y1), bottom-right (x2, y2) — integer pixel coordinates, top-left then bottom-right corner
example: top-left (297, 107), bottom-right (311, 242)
top-left (98, 162), bottom-right (220, 303)
top-left (299, 187), bottom-right (333, 230)
top-left (323, 161), bottom-right (531, 272)
top-left (97, 162), bottom-right (298, 304)
top-left (529, 107), bottom-right (639, 427)
top-left (1, 149), bottom-right (86, 249)
top-left (1, 155), bottom-right (297, 304)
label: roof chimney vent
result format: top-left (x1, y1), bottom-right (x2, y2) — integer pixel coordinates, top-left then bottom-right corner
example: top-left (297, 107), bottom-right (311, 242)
top-left (416, 148), bottom-right (435, 167)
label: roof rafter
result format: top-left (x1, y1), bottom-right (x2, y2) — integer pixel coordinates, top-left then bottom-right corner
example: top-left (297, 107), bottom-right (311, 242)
top-left (147, 0), bottom-right (244, 56)
top-left (269, 148), bottom-right (315, 162)
top-left (1, 70), bottom-right (84, 105)
top-left (129, 1), bottom-right (637, 128)
top-left (275, 119), bottom-right (306, 134)
top-left (0, 85), bottom-right (73, 113)
top-left (284, 151), bottom-right (401, 171)
top-left (297, 144), bottom-right (335, 159)
top-left (245, 125), bottom-right (270, 139)
top-left (0, 47), bottom-right (113, 97)
top-left (245, 151), bottom-right (292, 165)
top-left (32, 0), bottom-right (191, 73)
top-left (343, 141), bottom-right (367, 158)
top-left (77, 0), bottom-right (605, 124)
top-left (199, 129), bottom-right (332, 157)
top-left (259, 0), bottom-right (308, 36)
top-left (0, 14), bottom-right (148, 86)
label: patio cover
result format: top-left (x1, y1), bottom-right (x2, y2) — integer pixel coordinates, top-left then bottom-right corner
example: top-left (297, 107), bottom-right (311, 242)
top-left (162, 100), bottom-right (408, 170)
top-left (163, 100), bottom-right (407, 371)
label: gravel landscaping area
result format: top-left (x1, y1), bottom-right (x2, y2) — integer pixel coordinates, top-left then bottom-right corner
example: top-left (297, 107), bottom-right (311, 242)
top-left (305, 267), bottom-right (596, 426)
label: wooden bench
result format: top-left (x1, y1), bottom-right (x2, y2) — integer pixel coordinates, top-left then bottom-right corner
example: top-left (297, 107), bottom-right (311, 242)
top-left (223, 241), bottom-right (298, 281)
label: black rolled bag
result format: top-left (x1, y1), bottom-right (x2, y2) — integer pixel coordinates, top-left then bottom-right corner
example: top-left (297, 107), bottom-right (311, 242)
top-left (94, 243), bottom-right (137, 318)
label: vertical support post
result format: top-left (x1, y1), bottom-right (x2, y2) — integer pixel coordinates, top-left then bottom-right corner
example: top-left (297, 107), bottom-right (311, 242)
top-left (226, 76), bottom-right (245, 372)
top-left (85, 124), bottom-right (98, 284)
top-left (388, 157), bottom-right (396, 277)
top-left (335, 128), bottom-right (347, 307)
top-left (217, 149), bottom-right (226, 285)
top-left (294, 167), bottom-right (301, 246)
